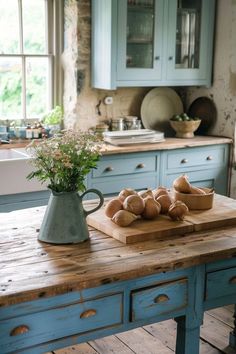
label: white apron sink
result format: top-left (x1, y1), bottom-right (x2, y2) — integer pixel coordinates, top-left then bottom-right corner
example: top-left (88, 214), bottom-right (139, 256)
top-left (0, 148), bottom-right (46, 195)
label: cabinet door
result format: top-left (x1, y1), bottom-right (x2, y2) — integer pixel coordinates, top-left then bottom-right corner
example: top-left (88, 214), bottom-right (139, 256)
top-left (117, 0), bottom-right (164, 82)
top-left (166, 0), bottom-right (215, 85)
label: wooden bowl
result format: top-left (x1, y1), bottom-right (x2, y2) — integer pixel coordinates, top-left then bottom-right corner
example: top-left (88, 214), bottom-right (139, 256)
top-left (173, 187), bottom-right (214, 210)
top-left (170, 119), bottom-right (201, 138)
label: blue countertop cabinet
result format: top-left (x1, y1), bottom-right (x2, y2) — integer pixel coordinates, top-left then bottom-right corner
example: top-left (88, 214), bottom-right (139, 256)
top-left (0, 140), bottom-right (231, 211)
top-left (87, 143), bottom-right (230, 198)
top-left (92, 0), bottom-right (215, 89)
top-left (160, 144), bottom-right (230, 195)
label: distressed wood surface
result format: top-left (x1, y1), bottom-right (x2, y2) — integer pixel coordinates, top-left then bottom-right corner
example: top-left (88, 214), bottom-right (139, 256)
top-left (1, 194), bottom-right (236, 307)
top-left (87, 194), bottom-right (236, 244)
top-left (100, 136), bottom-right (232, 155)
top-left (0, 136), bottom-right (232, 154)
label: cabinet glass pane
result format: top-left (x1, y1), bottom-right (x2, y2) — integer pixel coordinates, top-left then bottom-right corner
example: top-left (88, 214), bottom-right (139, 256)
top-left (126, 0), bottom-right (155, 68)
top-left (175, 0), bottom-right (202, 69)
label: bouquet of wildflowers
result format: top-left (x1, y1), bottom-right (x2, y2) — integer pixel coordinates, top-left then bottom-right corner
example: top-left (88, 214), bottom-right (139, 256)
top-left (27, 130), bottom-right (102, 193)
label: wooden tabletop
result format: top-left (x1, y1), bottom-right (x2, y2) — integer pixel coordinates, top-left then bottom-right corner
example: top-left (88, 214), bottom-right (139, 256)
top-left (1, 195), bottom-right (236, 307)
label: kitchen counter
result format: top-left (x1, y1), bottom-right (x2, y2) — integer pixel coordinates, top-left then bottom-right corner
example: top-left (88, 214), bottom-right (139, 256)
top-left (0, 195), bottom-right (236, 353)
top-left (0, 135), bottom-right (232, 154)
top-left (100, 135), bottom-right (232, 155)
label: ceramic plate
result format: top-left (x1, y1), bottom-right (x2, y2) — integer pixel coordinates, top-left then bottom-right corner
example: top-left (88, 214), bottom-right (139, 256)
top-left (141, 88), bottom-right (183, 135)
top-left (187, 97), bottom-right (217, 135)
top-left (103, 129), bottom-right (155, 139)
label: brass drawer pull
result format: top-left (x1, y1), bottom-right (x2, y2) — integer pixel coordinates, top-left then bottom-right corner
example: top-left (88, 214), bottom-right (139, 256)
top-left (136, 163), bottom-right (145, 169)
top-left (206, 156), bottom-right (213, 161)
top-left (80, 309), bottom-right (97, 319)
top-left (104, 166), bottom-right (114, 172)
top-left (10, 325), bottom-right (30, 336)
top-left (181, 158), bottom-right (188, 164)
top-left (154, 294), bottom-right (169, 304)
top-left (229, 276), bottom-right (236, 284)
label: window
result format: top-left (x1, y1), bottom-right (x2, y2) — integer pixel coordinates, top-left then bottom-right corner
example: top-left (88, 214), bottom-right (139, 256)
top-left (0, 0), bottom-right (63, 122)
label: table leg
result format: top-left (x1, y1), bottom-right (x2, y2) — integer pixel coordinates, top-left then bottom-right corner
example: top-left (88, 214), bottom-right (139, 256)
top-left (175, 316), bottom-right (201, 354)
top-left (229, 304), bottom-right (236, 348)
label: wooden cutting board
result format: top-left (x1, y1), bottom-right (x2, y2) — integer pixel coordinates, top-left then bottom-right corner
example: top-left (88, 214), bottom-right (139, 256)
top-left (87, 194), bottom-right (236, 244)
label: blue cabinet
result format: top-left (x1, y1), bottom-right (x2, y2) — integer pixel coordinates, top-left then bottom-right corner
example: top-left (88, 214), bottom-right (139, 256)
top-left (0, 143), bottom-right (230, 211)
top-left (92, 0), bottom-right (215, 89)
top-left (160, 144), bottom-right (230, 195)
top-left (88, 143), bottom-right (230, 198)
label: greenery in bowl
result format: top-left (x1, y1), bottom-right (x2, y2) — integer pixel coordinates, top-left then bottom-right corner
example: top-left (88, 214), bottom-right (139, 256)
top-left (170, 113), bottom-right (200, 122)
top-left (170, 113), bottom-right (201, 138)
top-left (26, 130), bottom-right (102, 193)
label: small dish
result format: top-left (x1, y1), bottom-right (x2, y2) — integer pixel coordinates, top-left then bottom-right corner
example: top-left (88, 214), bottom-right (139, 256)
top-left (187, 97), bottom-right (217, 134)
top-left (173, 187), bottom-right (214, 210)
top-left (170, 119), bottom-right (201, 138)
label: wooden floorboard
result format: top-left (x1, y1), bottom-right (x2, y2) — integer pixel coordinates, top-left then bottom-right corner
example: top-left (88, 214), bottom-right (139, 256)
top-left (53, 306), bottom-right (235, 354)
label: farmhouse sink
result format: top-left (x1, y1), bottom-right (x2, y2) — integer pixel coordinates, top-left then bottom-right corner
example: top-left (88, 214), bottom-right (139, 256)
top-left (0, 148), bottom-right (46, 195)
top-left (0, 148), bottom-right (29, 161)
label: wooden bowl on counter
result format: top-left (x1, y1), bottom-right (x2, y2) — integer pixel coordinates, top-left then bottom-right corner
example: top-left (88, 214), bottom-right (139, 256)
top-left (170, 119), bottom-right (201, 138)
top-left (173, 187), bottom-right (214, 210)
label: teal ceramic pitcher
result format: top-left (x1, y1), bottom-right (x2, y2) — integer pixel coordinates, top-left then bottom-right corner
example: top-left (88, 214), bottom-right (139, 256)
top-left (38, 189), bottom-right (104, 244)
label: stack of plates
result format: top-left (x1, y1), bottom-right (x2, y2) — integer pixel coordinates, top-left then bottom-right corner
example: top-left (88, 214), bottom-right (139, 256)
top-left (103, 129), bottom-right (165, 146)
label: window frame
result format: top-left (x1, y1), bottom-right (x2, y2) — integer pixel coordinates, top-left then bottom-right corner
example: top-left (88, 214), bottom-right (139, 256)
top-left (0, 0), bottom-right (64, 122)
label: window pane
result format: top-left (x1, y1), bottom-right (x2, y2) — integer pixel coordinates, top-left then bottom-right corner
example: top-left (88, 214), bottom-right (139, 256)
top-left (0, 57), bottom-right (22, 119)
top-left (0, 1), bottom-right (20, 54)
top-left (22, 0), bottom-right (47, 54)
top-left (26, 57), bottom-right (49, 118)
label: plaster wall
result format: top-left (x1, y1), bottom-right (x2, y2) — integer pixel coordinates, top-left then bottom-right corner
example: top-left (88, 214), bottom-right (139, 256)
top-left (185, 0), bottom-right (236, 197)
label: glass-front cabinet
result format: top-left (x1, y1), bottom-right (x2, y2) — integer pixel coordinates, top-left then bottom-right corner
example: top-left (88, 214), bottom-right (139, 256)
top-left (117, 0), bottom-right (163, 81)
top-left (91, 0), bottom-right (215, 89)
top-left (166, 0), bottom-right (214, 82)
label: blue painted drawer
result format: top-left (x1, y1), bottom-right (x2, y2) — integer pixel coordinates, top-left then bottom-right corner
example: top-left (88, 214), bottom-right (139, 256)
top-left (0, 293), bottom-right (123, 353)
top-left (92, 155), bottom-right (156, 178)
top-left (164, 146), bottom-right (227, 171)
top-left (89, 174), bottom-right (157, 196)
top-left (205, 267), bottom-right (236, 300)
top-left (131, 278), bottom-right (188, 322)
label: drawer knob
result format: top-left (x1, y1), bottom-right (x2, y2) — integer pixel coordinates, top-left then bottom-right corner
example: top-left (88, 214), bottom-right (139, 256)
top-left (181, 158), bottom-right (188, 164)
top-left (229, 276), bottom-right (236, 284)
top-left (136, 163), bottom-right (145, 169)
top-left (168, 56), bottom-right (173, 61)
top-left (80, 309), bottom-right (97, 319)
top-left (206, 156), bottom-right (213, 161)
top-left (10, 325), bottom-right (30, 336)
top-left (104, 166), bottom-right (114, 172)
top-left (154, 294), bottom-right (169, 304)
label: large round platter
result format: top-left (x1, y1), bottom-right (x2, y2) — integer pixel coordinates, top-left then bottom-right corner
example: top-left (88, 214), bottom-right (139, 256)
top-left (141, 88), bottom-right (183, 135)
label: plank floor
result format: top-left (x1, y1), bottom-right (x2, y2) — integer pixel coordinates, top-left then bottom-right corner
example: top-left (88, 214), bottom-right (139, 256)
top-left (51, 306), bottom-right (236, 354)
